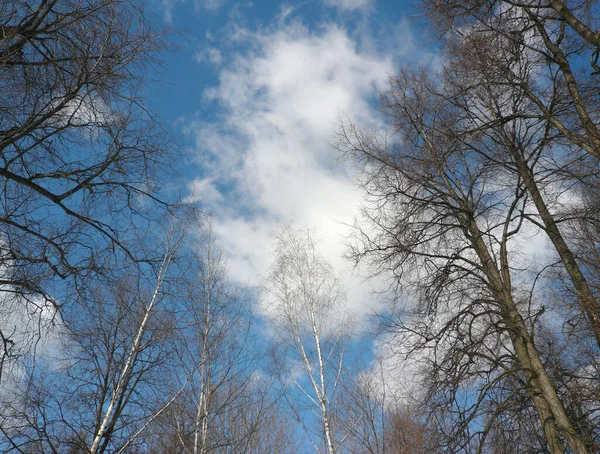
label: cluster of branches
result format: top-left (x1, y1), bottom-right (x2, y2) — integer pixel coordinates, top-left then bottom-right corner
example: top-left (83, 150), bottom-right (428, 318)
top-left (264, 226), bottom-right (436, 454)
top-left (0, 2), bottom-right (298, 453)
top-left (7, 0), bottom-right (600, 453)
top-left (336, 0), bottom-right (600, 452)
top-left (0, 0), bottom-right (173, 375)
top-left (0, 2), bottom-right (421, 453)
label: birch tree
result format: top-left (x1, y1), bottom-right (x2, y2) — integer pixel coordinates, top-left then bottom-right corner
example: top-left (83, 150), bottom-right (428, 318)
top-left (0, 219), bottom-right (191, 453)
top-left (146, 218), bottom-right (268, 454)
top-left (87, 245), bottom-right (179, 454)
top-left (265, 227), bottom-right (350, 454)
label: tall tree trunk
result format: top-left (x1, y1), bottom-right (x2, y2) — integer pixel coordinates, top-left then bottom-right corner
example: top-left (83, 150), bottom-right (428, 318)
top-left (313, 317), bottom-right (336, 454)
top-left (89, 250), bottom-right (174, 454)
top-left (194, 266), bottom-right (212, 454)
top-left (505, 141), bottom-right (600, 348)
top-left (467, 217), bottom-right (589, 454)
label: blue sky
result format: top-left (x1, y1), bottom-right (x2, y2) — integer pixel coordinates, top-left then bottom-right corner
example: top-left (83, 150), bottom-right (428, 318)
top-left (137, 3), bottom-right (560, 428)
top-left (146, 0), bottom-right (439, 328)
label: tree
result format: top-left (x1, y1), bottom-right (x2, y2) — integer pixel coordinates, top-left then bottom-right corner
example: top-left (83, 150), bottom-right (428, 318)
top-left (421, 9), bottom-right (600, 448)
top-left (442, 7), bottom-right (600, 349)
top-left (337, 63), bottom-right (595, 452)
top-left (151, 219), bottom-right (267, 454)
top-left (0, 219), bottom-right (189, 453)
top-left (0, 0), bottom-right (172, 381)
top-left (338, 363), bottom-right (434, 454)
top-left (265, 227), bottom-right (350, 454)
top-left (416, 0), bottom-right (600, 349)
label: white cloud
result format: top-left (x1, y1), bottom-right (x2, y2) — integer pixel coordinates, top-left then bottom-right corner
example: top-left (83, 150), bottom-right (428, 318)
top-left (195, 47), bottom-right (223, 67)
top-left (160, 0), bottom-right (184, 23)
top-left (190, 21), bottom-right (415, 324)
top-left (159, 0), bottom-right (223, 23)
top-left (197, 0), bottom-right (224, 11)
top-left (323, 0), bottom-right (373, 12)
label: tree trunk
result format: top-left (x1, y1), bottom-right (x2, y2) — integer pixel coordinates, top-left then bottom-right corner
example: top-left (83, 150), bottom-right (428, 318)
top-left (467, 217), bottom-right (589, 454)
top-left (507, 143), bottom-right (600, 349)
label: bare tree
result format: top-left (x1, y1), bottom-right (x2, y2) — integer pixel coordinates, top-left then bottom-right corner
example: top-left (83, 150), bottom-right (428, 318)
top-left (436, 13), bottom-right (600, 349)
top-left (337, 64), bottom-right (594, 452)
top-left (0, 218), bottom-right (192, 453)
top-left (143, 217), bottom-right (273, 454)
top-left (413, 0), bottom-right (600, 349)
top-left (265, 226), bottom-right (350, 454)
top-left (0, 0), bottom-right (172, 380)
top-left (338, 363), bottom-right (434, 454)
top-left (335, 2), bottom-right (600, 447)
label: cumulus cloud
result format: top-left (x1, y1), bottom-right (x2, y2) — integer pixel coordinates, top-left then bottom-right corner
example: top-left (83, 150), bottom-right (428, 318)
top-left (189, 20), bottom-right (416, 324)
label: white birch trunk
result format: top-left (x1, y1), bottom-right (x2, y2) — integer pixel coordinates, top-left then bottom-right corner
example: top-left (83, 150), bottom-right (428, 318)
top-left (312, 311), bottom-right (336, 454)
top-left (193, 242), bottom-right (213, 454)
top-left (266, 227), bottom-right (348, 454)
top-left (89, 251), bottom-right (173, 454)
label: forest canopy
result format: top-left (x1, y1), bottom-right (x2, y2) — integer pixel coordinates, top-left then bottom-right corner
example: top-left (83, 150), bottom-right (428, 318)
top-left (1, 0), bottom-right (599, 453)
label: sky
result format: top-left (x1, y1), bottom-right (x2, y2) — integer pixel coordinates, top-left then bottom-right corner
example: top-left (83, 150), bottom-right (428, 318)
top-left (147, 0), bottom-right (440, 329)
top-left (0, 0), bottom-right (440, 429)
top-left (140, 4), bottom-right (568, 419)
top-left (0, 3), bottom-right (572, 450)
top-left (1, 3), bottom-right (588, 452)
